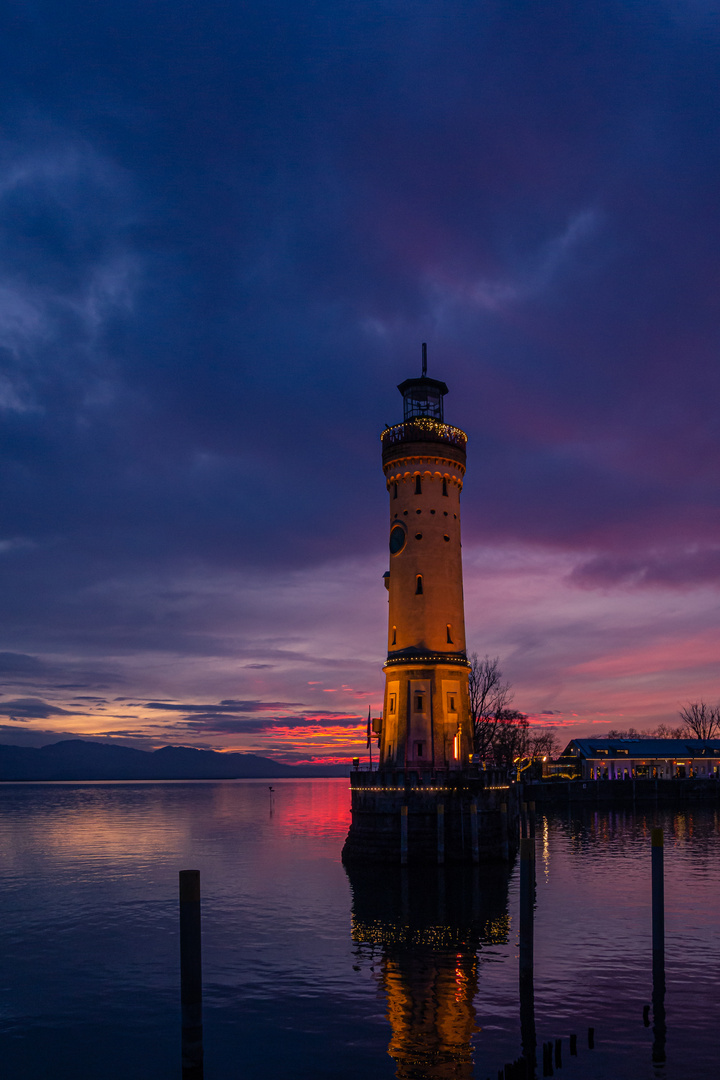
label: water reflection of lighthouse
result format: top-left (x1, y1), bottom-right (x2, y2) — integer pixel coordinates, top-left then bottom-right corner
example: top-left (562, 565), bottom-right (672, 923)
top-left (347, 866), bottom-right (510, 1078)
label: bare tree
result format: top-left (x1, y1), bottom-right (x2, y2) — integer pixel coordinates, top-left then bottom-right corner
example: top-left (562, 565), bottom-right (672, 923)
top-left (651, 723), bottom-right (685, 739)
top-left (527, 727), bottom-right (559, 761)
top-left (468, 653), bottom-right (512, 759)
top-left (606, 724), bottom-right (685, 739)
top-left (678, 702), bottom-right (720, 740)
top-left (491, 709), bottom-right (529, 769)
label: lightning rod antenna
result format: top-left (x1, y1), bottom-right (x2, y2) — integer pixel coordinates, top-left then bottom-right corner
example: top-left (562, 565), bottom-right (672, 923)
top-left (421, 342), bottom-right (427, 377)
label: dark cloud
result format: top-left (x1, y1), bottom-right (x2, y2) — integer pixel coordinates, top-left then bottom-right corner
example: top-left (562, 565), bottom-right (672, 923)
top-left (180, 715), bottom-right (363, 734)
top-left (571, 548), bottom-right (720, 589)
top-left (144, 700), bottom-right (305, 713)
top-left (0, 652), bottom-right (48, 675)
top-left (0, 650), bottom-right (124, 693)
top-left (0, 697), bottom-right (76, 719)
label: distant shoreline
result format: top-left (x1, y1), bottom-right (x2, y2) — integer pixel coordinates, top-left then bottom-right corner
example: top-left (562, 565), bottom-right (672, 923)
top-left (0, 775), bottom-right (349, 784)
top-left (0, 738), bottom-right (348, 782)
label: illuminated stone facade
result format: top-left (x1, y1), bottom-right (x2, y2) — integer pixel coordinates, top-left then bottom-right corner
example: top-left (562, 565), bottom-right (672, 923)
top-left (341, 357), bottom-right (520, 866)
top-left (379, 374), bottom-right (473, 770)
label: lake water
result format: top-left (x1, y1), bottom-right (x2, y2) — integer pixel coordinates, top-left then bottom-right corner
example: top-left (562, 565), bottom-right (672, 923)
top-left (1, 779), bottom-right (719, 1079)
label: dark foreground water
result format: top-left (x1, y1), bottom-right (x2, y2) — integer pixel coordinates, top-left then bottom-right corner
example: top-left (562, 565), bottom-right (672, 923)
top-left (1, 780), bottom-right (719, 1079)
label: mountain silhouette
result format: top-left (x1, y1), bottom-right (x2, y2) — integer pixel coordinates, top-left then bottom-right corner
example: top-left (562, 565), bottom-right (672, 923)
top-left (0, 739), bottom-right (346, 780)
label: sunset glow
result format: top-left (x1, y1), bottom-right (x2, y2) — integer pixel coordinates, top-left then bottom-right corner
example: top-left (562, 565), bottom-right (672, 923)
top-left (2, 2), bottom-right (720, 765)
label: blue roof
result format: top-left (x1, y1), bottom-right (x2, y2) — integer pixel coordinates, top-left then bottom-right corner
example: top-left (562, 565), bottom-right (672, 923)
top-left (562, 738), bottom-right (720, 758)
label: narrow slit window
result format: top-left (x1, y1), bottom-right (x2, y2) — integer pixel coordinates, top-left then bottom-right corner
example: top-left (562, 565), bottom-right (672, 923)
top-left (393, 482), bottom-right (398, 499)
top-left (415, 695), bottom-right (424, 712)
top-left (448, 695), bottom-right (456, 712)
top-left (442, 478), bottom-right (448, 496)
top-left (446, 624), bottom-right (453, 644)
top-left (415, 741), bottom-right (424, 758)
top-left (391, 625), bottom-right (397, 645)
top-left (389, 695), bottom-right (396, 713)
top-left (415, 476), bottom-right (422, 495)
top-left (415, 575), bottom-right (423, 595)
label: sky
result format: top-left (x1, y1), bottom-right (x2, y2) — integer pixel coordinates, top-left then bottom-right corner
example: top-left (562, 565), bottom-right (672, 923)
top-left (2, 0), bottom-right (720, 763)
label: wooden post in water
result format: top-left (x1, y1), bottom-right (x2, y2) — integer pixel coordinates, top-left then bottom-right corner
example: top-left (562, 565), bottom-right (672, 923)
top-left (528, 801), bottom-right (536, 839)
top-left (500, 802), bottom-right (509, 860)
top-left (518, 908), bottom-right (537, 1076)
top-left (519, 838), bottom-right (534, 984)
top-left (437, 802), bottom-right (445, 865)
top-left (470, 801), bottom-right (479, 864)
top-left (179, 870), bottom-right (203, 1079)
top-left (651, 826), bottom-right (667, 1063)
top-left (400, 805), bottom-right (408, 866)
top-left (651, 827), bottom-right (664, 967)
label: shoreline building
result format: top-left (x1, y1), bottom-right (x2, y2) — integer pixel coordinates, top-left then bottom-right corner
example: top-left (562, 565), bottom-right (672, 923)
top-left (342, 349), bottom-right (518, 865)
top-left (559, 738), bottom-right (720, 781)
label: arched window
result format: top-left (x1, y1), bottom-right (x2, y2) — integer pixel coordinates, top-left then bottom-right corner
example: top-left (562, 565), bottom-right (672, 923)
top-left (391, 626), bottom-right (397, 645)
top-left (415, 575), bottom-right (423, 595)
top-left (446, 624), bottom-right (453, 643)
top-left (415, 476), bottom-right (422, 495)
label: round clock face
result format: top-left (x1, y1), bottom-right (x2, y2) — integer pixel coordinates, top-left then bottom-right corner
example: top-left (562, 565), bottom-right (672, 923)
top-left (389, 524), bottom-right (407, 555)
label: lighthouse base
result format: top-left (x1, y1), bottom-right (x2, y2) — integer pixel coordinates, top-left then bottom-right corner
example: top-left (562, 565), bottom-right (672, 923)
top-left (342, 768), bottom-right (520, 865)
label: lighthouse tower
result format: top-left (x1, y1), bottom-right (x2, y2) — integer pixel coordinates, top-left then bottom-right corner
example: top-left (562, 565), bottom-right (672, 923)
top-left (342, 346), bottom-right (517, 864)
top-left (379, 346), bottom-right (473, 770)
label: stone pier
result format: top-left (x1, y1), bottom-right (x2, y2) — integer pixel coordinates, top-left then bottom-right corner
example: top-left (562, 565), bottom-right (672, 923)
top-left (342, 767), bottom-right (520, 864)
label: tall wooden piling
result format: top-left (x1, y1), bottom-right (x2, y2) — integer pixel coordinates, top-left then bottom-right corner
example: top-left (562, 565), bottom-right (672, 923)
top-left (519, 838), bottom-right (534, 983)
top-left (437, 802), bottom-right (445, 865)
top-left (651, 827), bottom-right (664, 967)
top-left (179, 870), bottom-right (203, 1079)
top-left (470, 802), bottom-right (480, 864)
top-left (519, 941), bottom-right (536, 1075)
top-left (501, 802), bottom-right (509, 860)
top-left (651, 827), bottom-right (666, 1063)
top-left (400, 805), bottom-right (408, 866)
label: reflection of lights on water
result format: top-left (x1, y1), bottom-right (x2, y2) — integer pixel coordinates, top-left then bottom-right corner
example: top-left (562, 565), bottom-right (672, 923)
top-left (542, 815), bottom-right (550, 882)
top-left (350, 785), bottom-right (510, 792)
top-left (350, 916), bottom-right (510, 948)
top-left (455, 954), bottom-right (474, 1004)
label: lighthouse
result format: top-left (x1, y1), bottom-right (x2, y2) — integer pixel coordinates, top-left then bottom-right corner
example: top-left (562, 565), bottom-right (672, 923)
top-left (342, 346), bottom-right (517, 865)
top-left (379, 345), bottom-right (473, 770)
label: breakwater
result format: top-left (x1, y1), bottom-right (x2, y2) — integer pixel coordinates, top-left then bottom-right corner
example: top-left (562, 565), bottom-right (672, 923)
top-left (342, 767), bottom-right (521, 864)
top-left (528, 775), bottom-right (720, 804)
